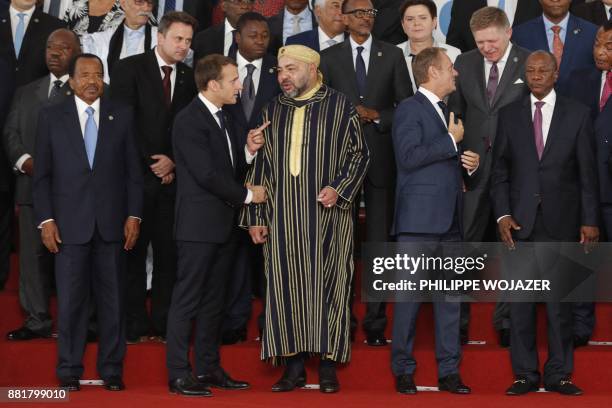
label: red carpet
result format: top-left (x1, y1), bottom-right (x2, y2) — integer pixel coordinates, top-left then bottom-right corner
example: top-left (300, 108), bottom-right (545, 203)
top-left (1, 255), bottom-right (611, 406)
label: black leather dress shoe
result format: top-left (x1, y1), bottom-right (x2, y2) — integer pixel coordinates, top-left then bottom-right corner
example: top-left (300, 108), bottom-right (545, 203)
top-left (271, 369), bottom-right (306, 392)
top-left (86, 330), bottom-right (98, 343)
top-left (396, 374), bottom-right (417, 394)
top-left (544, 379), bottom-right (583, 396)
top-left (366, 333), bottom-right (387, 347)
top-left (221, 329), bottom-right (247, 345)
top-left (499, 329), bottom-right (510, 348)
top-left (7, 327), bottom-right (51, 341)
top-left (197, 369), bottom-right (249, 390)
top-left (103, 376), bottom-right (125, 391)
top-left (438, 374), bottom-right (471, 394)
top-left (169, 375), bottom-right (212, 396)
top-left (573, 335), bottom-right (589, 348)
top-left (59, 377), bottom-right (80, 391)
top-left (319, 365), bottom-right (339, 393)
top-left (506, 378), bottom-right (539, 395)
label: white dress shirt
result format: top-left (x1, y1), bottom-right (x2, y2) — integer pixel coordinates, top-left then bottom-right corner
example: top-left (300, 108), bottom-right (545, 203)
top-left (74, 96), bottom-right (100, 138)
top-left (318, 27), bottom-right (344, 51)
top-left (9, 5), bottom-right (35, 41)
top-left (530, 90), bottom-right (556, 147)
top-left (487, 0), bottom-right (518, 26)
top-left (236, 51), bottom-right (263, 95)
top-left (82, 24), bottom-right (159, 83)
top-left (543, 12), bottom-right (569, 51)
top-left (223, 18), bottom-right (237, 56)
top-left (349, 34), bottom-right (372, 74)
top-left (398, 39), bottom-right (461, 91)
top-left (154, 46), bottom-right (177, 100)
top-left (282, 6), bottom-right (313, 44)
top-left (418, 86), bottom-right (457, 151)
top-left (497, 89), bottom-right (557, 223)
top-left (485, 43), bottom-right (513, 82)
top-left (198, 93), bottom-right (255, 204)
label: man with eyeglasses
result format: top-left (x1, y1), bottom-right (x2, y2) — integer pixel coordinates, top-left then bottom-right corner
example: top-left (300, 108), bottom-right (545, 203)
top-left (320, 0), bottom-right (412, 348)
top-left (286, 0), bottom-right (347, 52)
top-left (82, 0), bottom-right (158, 83)
top-left (156, 0), bottom-right (213, 32)
top-left (193, 0), bottom-right (255, 61)
top-left (268, 0), bottom-right (318, 54)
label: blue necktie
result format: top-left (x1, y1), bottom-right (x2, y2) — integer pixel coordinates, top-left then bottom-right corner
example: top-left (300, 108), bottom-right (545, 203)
top-left (498, 0), bottom-right (505, 11)
top-left (355, 46), bottom-right (367, 100)
top-left (84, 107), bottom-right (98, 168)
top-left (164, 0), bottom-right (176, 15)
top-left (14, 13), bottom-right (26, 57)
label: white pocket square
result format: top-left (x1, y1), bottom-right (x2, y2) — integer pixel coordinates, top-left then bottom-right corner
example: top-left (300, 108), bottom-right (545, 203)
top-left (514, 78), bottom-right (524, 84)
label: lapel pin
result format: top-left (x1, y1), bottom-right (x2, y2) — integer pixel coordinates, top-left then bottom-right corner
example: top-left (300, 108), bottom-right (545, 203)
top-left (513, 56), bottom-right (518, 63)
top-left (378, 52), bottom-right (382, 57)
top-left (1, 19), bottom-right (6, 23)
top-left (269, 68), bottom-right (274, 74)
top-left (34, 18), bottom-right (39, 23)
top-left (108, 115), bottom-right (114, 121)
top-left (574, 28), bottom-right (581, 35)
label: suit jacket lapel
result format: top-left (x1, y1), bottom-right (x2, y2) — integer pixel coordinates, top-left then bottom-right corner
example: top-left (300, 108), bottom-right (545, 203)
top-left (365, 39), bottom-right (382, 102)
top-left (472, 54), bottom-right (488, 112)
top-left (251, 55), bottom-right (277, 125)
top-left (145, 50), bottom-right (166, 104)
top-left (491, 46), bottom-right (522, 108)
top-left (171, 62), bottom-right (189, 112)
top-left (0, 11), bottom-right (14, 62)
top-left (339, 39), bottom-right (360, 103)
top-left (63, 98), bottom-right (90, 168)
top-left (196, 99), bottom-right (234, 171)
top-left (35, 76), bottom-right (50, 102)
top-left (534, 17), bottom-right (550, 51)
top-left (107, 24), bottom-right (125, 75)
top-left (541, 96), bottom-right (565, 160)
top-left (560, 16), bottom-right (581, 79)
top-left (595, 2), bottom-right (607, 23)
top-left (93, 98), bottom-right (113, 170)
top-left (416, 91), bottom-right (447, 132)
top-left (520, 97), bottom-right (540, 162)
top-left (18, 9), bottom-right (42, 60)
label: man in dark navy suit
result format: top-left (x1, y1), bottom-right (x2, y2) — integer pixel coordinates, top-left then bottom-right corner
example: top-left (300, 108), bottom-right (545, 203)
top-left (286, 0), bottom-right (346, 52)
top-left (567, 21), bottom-right (612, 347)
top-left (511, 0), bottom-right (598, 95)
top-left (390, 47), bottom-right (479, 396)
top-left (221, 12), bottom-right (280, 344)
top-left (166, 54), bottom-right (267, 397)
top-left (492, 51), bottom-right (599, 396)
top-left (33, 54), bottom-right (143, 392)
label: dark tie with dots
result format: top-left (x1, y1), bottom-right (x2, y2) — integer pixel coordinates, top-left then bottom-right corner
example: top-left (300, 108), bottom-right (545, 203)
top-left (437, 101), bottom-right (449, 126)
top-left (161, 65), bottom-right (173, 107)
top-left (355, 46), bottom-right (367, 100)
top-left (49, 79), bottom-right (63, 100)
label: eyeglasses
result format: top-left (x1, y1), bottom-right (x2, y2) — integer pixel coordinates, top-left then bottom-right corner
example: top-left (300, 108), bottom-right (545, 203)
top-left (343, 8), bottom-right (378, 19)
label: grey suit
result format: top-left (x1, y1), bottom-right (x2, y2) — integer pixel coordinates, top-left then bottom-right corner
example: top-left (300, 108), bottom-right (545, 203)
top-left (3, 75), bottom-right (73, 334)
top-left (448, 44), bottom-right (531, 332)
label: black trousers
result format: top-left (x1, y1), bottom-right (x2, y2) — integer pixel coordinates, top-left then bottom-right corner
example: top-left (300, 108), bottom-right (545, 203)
top-left (509, 213), bottom-right (574, 385)
top-left (17, 205), bottom-right (54, 334)
top-left (0, 191), bottom-right (11, 288)
top-left (166, 232), bottom-right (239, 381)
top-left (55, 228), bottom-right (125, 380)
top-left (362, 179), bottom-right (395, 335)
top-left (126, 190), bottom-right (176, 337)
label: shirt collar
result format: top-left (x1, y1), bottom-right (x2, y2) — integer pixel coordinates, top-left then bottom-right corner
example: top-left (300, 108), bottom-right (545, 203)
top-left (154, 46), bottom-right (176, 70)
top-left (236, 51), bottom-right (263, 71)
top-left (543, 12), bottom-right (570, 33)
top-left (349, 34), bottom-right (373, 52)
top-left (284, 6), bottom-right (311, 21)
top-left (318, 26), bottom-right (344, 44)
top-left (124, 23), bottom-right (146, 36)
top-left (418, 86), bottom-right (443, 106)
top-left (9, 5), bottom-right (35, 21)
top-left (50, 73), bottom-right (69, 84)
top-left (198, 93), bottom-right (222, 115)
top-left (530, 89), bottom-right (557, 106)
top-left (224, 18), bottom-right (236, 34)
top-left (74, 96), bottom-right (101, 115)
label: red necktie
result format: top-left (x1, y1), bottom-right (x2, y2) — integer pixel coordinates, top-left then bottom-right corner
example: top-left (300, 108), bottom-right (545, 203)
top-left (161, 65), bottom-right (173, 108)
top-left (551, 26), bottom-right (564, 68)
top-left (600, 71), bottom-right (612, 112)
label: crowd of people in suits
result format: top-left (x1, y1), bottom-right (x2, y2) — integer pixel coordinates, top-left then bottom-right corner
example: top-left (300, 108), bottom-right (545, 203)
top-left (0, 0), bottom-right (611, 398)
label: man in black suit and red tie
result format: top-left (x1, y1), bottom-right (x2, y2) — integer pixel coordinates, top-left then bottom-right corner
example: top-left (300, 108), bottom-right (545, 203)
top-left (491, 50), bottom-right (599, 396)
top-left (166, 54), bottom-right (267, 396)
top-left (110, 11), bottom-right (198, 344)
top-left (33, 53), bottom-right (143, 392)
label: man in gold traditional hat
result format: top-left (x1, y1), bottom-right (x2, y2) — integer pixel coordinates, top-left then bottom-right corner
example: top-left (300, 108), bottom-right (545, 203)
top-left (240, 44), bottom-right (370, 393)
